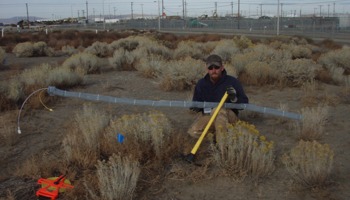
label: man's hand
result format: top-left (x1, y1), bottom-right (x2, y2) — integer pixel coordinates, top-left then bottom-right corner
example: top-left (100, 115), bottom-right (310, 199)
top-left (227, 86), bottom-right (237, 103)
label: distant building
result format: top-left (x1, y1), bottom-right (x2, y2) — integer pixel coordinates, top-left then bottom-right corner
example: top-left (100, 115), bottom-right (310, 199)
top-left (105, 19), bottom-right (120, 23)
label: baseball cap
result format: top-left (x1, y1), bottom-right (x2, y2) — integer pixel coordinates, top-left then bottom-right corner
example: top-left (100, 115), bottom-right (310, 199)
top-left (206, 54), bottom-right (222, 68)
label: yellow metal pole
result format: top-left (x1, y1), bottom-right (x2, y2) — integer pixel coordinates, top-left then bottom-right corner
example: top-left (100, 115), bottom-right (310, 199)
top-left (190, 92), bottom-right (228, 155)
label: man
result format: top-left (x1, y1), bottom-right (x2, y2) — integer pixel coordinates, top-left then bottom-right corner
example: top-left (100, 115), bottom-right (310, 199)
top-left (188, 54), bottom-right (249, 138)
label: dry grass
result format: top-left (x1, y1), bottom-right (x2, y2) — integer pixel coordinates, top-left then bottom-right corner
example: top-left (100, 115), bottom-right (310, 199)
top-left (0, 112), bottom-right (18, 146)
top-left (13, 156), bottom-right (41, 179)
top-left (96, 154), bottom-right (140, 200)
top-left (62, 104), bottom-right (109, 169)
top-left (298, 105), bottom-right (328, 141)
top-left (282, 140), bottom-right (334, 188)
top-left (212, 121), bottom-right (275, 179)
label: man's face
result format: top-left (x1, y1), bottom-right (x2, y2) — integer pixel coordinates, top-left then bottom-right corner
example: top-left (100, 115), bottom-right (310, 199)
top-left (207, 64), bottom-right (223, 82)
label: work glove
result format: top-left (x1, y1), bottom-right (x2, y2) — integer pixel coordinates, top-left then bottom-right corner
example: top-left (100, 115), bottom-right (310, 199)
top-left (227, 86), bottom-right (237, 103)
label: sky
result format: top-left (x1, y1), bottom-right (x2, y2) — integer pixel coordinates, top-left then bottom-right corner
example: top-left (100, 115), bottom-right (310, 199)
top-left (0, 0), bottom-right (349, 19)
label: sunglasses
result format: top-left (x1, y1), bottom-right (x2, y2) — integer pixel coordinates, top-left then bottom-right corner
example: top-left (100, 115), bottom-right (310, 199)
top-left (208, 65), bottom-right (221, 70)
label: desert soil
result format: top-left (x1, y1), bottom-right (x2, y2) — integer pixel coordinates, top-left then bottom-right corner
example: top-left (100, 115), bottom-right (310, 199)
top-left (0, 53), bottom-right (350, 200)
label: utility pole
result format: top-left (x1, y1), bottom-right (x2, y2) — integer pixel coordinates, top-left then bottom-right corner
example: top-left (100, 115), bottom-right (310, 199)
top-left (277, 0), bottom-right (280, 35)
top-left (114, 7), bottom-right (116, 18)
top-left (182, 0), bottom-right (185, 28)
top-left (319, 5), bottom-right (322, 17)
top-left (162, 0), bottom-right (164, 18)
top-left (328, 4), bottom-right (330, 17)
top-left (26, 3), bottom-right (30, 29)
top-left (131, 2), bottom-right (133, 19)
top-left (103, 0), bottom-right (105, 30)
top-left (141, 4), bottom-right (144, 18)
top-left (185, 0), bottom-right (187, 18)
top-left (86, 1), bottom-right (89, 23)
top-left (237, 0), bottom-right (240, 29)
top-left (260, 4), bottom-right (262, 17)
top-left (214, 2), bottom-right (217, 17)
top-left (333, 2), bottom-right (335, 17)
top-left (158, 0), bottom-right (160, 30)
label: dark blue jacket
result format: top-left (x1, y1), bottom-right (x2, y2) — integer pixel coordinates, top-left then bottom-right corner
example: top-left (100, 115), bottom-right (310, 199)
top-left (192, 70), bottom-right (249, 114)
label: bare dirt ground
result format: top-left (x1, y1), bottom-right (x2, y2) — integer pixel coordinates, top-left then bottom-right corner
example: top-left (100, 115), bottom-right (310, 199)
top-left (1, 53), bottom-right (350, 200)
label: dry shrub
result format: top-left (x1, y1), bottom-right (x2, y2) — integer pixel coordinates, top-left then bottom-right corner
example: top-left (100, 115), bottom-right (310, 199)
top-left (62, 105), bottom-right (109, 169)
top-left (243, 61), bottom-right (278, 85)
top-left (33, 41), bottom-right (54, 57)
top-left (12, 42), bottom-right (33, 57)
top-left (211, 39), bottom-right (240, 62)
top-left (12, 41), bottom-right (53, 57)
top-left (315, 68), bottom-right (333, 83)
top-left (109, 48), bottom-right (137, 71)
top-left (318, 47), bottom-right (350, 85)
top-left (62, 52), bottom-right (102, 74)
top-left (281, 44), bottom-right (312, 59)
top-left (102, 111), bottom-right (172, 160)
top-left (108, 36), bottom-right (140, 52)
top-left (224, 62), bottom-right (238, 77)
top-left (282, 140), bottom-right (334, 188)
top-left (84, 41), bottom-right (110, 57)
top-left (61, 45), bottom-right (78, 56)
top-left (137, 38), bottom-right (173, 59)
top-left (158, 57), bottom-right (206, 91)
top-left (96, 154), bottom-right (140, 200)
top-left (173, 40), bottom-right (203, 60)
top-left (212, 121), bottom-right (275, 179)
top-left (200, 41), bottom-right (219, 55)
top-left (299, 105), bottom-right (328, 141)
top-left (231, 44), bottom-right (291, 76)
top-left (233, 35), bottom-right (254, 50)
top-left (136, 55), bottom-right (165, 78)
top-left (280, 59), bottom-right (321, 87)
top-left (0, 46), bottom-right (5, 65)
top-left (319, 39), bottom-right (342, 50)
top-left (47, 66), bottom-right (84, 87)
top-left (5, 63), bottom-right (83, 103)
